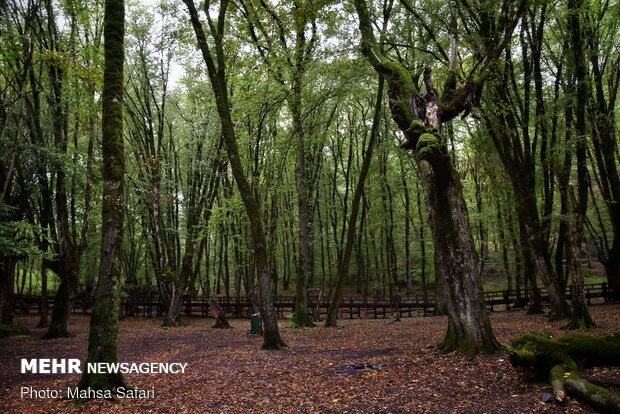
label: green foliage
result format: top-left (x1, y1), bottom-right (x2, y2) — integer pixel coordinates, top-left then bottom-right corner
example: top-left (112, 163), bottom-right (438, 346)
top-left (0, 0), bottom-right (618, 315)
top-left (0, 205), bottom-right (44, 259)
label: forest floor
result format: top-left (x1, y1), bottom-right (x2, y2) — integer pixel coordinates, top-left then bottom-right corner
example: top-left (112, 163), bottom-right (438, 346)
top-left (1, 305), bottom-right (619, 414)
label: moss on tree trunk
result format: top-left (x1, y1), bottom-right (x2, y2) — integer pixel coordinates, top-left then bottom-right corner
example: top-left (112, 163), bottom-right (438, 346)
top-left (351, 0), bottom-right (500, 354)
top-left (76, 0), bottom-right (127, 395)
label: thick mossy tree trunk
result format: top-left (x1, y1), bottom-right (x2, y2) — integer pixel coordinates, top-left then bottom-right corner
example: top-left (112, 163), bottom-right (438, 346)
top-left (353, 0), bottom-right (500, 353)
top-left (77, 0), bottom-right (127, 393)
top-left (182, 0), bottom-right (285, 350)
top-left (511, 333), bottom-right (620, 412)
top-left (420, 159), bottom-right (498, 353)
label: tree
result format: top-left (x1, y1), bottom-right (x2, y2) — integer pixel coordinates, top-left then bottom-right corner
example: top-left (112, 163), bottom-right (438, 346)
top-left (0, 0), bottom-right (34, 327)
top-left (350, 0), bottom-right (512, 353)
top-left (565, 0), bottom-right (594, 329)
top-left (582, 0), bottom-right (620, 298)
top-left (240, 0), bottom-right (342, 327)
top-left (480, 8), bottom-right (570, 318)
top-left (77, 0), bottom-right (127, 392)
top-left (182, 0), bottom-right (286, 349)
top-left (325, 76), bottom-right (384, 327)
top-left (123, 4), bottom-right (224, 326)
top-left (28, 0), bottom-right (100, 339)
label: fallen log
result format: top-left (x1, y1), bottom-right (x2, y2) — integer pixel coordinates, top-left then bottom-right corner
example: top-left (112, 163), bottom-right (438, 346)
top-left (510, 333), bottom-right (620, 413)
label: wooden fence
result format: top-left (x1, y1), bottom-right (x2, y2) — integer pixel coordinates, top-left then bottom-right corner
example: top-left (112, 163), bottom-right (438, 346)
top-left (12, 282), bottom-right (616, 320)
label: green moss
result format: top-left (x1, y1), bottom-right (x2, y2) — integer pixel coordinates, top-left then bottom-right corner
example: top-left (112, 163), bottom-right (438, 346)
top-left (566, 377), bottom-right (620, 413)
top-left (439, 321), bottom-right (457, 352)
top-left (383, 60), bottom-right (416, 97)
top-left (407, 120), bottom-right (426, 133)
top-left (416, 132), bottom-right (445, 161)
top-left (459, 335), bottom-right (481, 355)
top-left (481, 316), bottom-right (502, 353)
top-left (442, 71), bottom-right (457, 95)
top-left (381, 60), bottom-right (417, 124)
top-left (554, 333), bottom-right (620, 365)
top-left (440, 320), bottom-right (499, 355)
top-left (291, 310), bottom-right (315, 328)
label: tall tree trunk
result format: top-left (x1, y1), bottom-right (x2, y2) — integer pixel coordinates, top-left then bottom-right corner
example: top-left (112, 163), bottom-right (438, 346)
top-left (42, 256), bottom-right (78, 338)
top-left (40, 0), bottom-right (88, 338)
top-left (485, 78), bottom-right (570, 319)
top-left (401, 158), bottom-right (413, 295)
top-left (416, 178), bottom-right (428, 303)
top-left (37, 266), bottom-right (49, 327)
top-left (0, 257), bottom-right (16, 325)
top-left (292, 102), bottom-right (314, 327)
top-left (519, 219), bottom-right (543, 314)
top-left (183, 0), bottom-right (285, 349)
top-left (496, 200), bottom-right (512, 294)
top-left (77, 0), bottom-right (127, 391)
top-left (326, 77), bottom-right (384, 327)
top-left (353, 0), bottom-right (500, 353)
top-left (565, 0), bottom-right (594, 329)
top-left (586, 6), bottom-right (620, 299)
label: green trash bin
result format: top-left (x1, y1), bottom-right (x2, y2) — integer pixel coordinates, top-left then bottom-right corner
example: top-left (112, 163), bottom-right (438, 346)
top-left (250, 313), bottom-right (261, 334)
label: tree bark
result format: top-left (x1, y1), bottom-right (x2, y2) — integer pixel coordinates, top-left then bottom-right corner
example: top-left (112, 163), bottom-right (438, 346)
top-left (0, 257), bottom-right (16, 325)
top-left (353, 0), bottom-right (499, 353)
top-left (39, 0), bottom-right (92, 339)
top-left (207, 297), bottom-right (231, 329)
top-left (485, 78), bottom-right (570, 319)
top-left (290, 9), bottom-right (316, 328)
top-left (42, 258), bottom-right (77, 339)
top-left (585, 2), bottom-right (620, 300)
top-left (565, 0), bottom-right (594, 329)
top-left (77, 0), bottom-right (127, 393)
top-left (182, 0), bottom-right (285, 349)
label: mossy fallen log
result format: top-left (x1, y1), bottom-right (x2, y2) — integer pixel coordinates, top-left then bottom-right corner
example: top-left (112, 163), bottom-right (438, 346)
top-left (510, 333), bottom-right (620, 413)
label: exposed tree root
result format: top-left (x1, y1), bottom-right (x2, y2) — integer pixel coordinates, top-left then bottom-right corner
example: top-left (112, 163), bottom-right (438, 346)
top-left (291, 310), bottom-right (316, 328)
top-left (207, 298), bottom-right (232, 329)
top-left (261, 338), bottom-right (288, 351)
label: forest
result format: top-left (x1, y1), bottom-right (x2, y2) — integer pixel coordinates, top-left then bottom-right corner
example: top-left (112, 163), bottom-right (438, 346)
top-left (1, 0), bottom-right (620, 412)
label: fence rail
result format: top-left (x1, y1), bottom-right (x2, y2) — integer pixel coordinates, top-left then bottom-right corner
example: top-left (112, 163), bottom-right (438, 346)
top-left (13, 282), bottom-right (617, 320)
